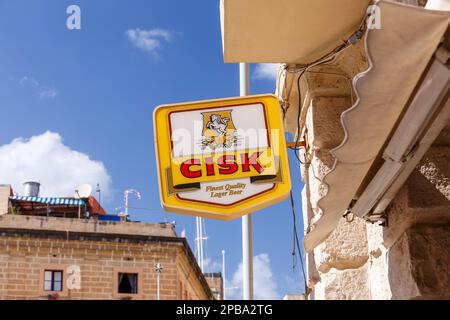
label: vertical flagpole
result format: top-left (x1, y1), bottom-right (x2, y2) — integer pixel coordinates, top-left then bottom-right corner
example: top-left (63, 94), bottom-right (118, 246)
top-left (155, 263), bottom-right (163, 300)
top-left (196, 217), bottom-right (200, 264)
top-left (240, 62), bottom-right (254, 300)
top-left (199, 218), bottom-right (204, 272)
top-left (222, 249), bottom-right (226, 300)
top-left (156, 268), bottom-right (160, 300)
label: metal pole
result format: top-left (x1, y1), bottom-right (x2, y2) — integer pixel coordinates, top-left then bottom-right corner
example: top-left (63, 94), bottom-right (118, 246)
top-left (240, 62), bottom-right (254, 300)
top-left (242, 215), bottom-right (254, 300)
top-left (155, 263), bottom-right (163, 300)
top-left (222, 249), bottom-right (226, 300)
top-left (157, 271), bottom-right (160, 300)
top-left (199, 217), bottom-right (204, 272)
top-left (196, 217), bottom-right (200, 264)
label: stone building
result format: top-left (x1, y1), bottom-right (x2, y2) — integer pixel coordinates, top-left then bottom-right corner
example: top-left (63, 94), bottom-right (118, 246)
top-left (220, 0), bottom-right (450, 299)
top-left (0, 185), bottom-right (213, 300)
top-left (204, 272), bottom-right (224, 300)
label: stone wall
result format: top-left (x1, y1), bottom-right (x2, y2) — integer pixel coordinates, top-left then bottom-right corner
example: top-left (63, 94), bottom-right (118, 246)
top-left (204, 273), bottom-right (224, 300)
top-left (301, 88), bottom-right (450, 300)
top-left (272, 0), bottom-right (450, 300)
top-left (0, 216), bottom-right (212, 300)
top-left (303, 115), bottom-right (450, 300)
top-left (367, 126), bottom-right (450, 300)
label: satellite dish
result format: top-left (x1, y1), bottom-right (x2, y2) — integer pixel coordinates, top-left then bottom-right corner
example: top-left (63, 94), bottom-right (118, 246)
top-left (74, 184), bottom-right (92, 199)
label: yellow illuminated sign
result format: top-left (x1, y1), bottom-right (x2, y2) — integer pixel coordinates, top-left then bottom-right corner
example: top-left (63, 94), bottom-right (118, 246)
top-left (153, 94), bottom-right (291, 220)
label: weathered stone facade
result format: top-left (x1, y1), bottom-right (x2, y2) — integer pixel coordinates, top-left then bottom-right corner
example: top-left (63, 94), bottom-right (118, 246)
top-left (309, 129), bottom-right (450, 300)
top-left (366, 129), bottom-right (450, 300)
top-left (293, 0), bottom-right (450, 299)
top-left (0, 215), bottom-right (212, 300)
top-left (204, 272), bottom-right (224, 300)
top-left (302, 98), bottom-right (450, 300)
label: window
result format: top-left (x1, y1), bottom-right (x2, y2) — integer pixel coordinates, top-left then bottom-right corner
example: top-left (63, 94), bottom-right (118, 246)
top-left (118, 273), bottom-right (138, 294)
top-left (113, 268), bottom-right (143, 299)
top-left (44, 270), bottom-right (63, 292)
top-left (39, 264), bottom-right (68, 297)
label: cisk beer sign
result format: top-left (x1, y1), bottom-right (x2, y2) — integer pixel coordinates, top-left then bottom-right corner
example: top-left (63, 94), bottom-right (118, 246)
top-left (153, 95), bottom-right (291, 220)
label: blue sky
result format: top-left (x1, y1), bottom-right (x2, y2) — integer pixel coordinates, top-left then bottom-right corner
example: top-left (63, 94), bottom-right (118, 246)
top-left (0, 0), bottom-right (305, 299)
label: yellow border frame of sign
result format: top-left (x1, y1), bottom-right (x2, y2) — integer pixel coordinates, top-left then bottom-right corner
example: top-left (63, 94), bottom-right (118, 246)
top-left (153, 94), bottom-right (291, 221)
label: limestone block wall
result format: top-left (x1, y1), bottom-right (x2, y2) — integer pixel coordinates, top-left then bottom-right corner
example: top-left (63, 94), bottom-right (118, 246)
top-left (304, 107), bottom-right (450, 300)
top-left (296, 0), bottom-right (449, 297)
top-left (204, 273), bottom-right (224, 300)
top-left (367, 128), bottom-right (450, 300)
top-left (312, 218), bottom-right (370, 300)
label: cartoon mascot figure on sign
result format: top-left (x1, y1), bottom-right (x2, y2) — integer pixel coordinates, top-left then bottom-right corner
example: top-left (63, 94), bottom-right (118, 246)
top-left (201, 111), bottom-right (238, 150)
top-left (206, 114), bottom-right (229, 136)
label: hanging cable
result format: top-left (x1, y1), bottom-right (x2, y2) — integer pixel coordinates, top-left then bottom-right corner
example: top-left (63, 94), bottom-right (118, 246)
top-left (285, 50), bottom-right (349, 292)
top-left (289, 190), bottom-right (308, 294)
top-left (284, 18), bottom-right (366, 166)
top-left (289, 50), bottom-right (348, 165)
top-left (283, 20), bottom-right (367, 297)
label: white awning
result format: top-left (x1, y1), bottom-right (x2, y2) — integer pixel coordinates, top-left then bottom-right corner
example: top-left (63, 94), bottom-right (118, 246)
top-left (220, 0), bottom-right (371, 64)
top-left (9, 195), bottom-right (85, 206)
top-left (303, 2), bottom-right (450, 252)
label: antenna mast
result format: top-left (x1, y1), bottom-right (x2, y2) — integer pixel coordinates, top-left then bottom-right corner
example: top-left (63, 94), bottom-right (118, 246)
top-left (124, 189), bottom-right (141, 218)
top-left (96, 183), bottom-right (101, 205)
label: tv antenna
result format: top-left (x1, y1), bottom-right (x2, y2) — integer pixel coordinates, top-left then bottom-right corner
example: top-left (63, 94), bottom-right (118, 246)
top-left (124, 189), bottom-right (141, 218)
top-left (95, 183), bottom-right (101, 205)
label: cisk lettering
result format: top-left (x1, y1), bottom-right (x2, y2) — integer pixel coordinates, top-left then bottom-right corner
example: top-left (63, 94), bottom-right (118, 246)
top-left (170, 148), bottom-right (278, 187)
top-left (180, 151), bottom-right (265, 178)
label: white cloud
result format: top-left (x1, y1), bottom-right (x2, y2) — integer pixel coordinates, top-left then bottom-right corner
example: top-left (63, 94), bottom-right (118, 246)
top-left (203, 257), bottom-right (222, 273)
top-left (38, 88), bottom-right (57, 100)
top-left (126, 28), bottom-right (174, 56)
top-left (227, 253), bottom-right (279, 300)
top-left (19, 76), bottom-right (40, 87)
top-left (253, 64), bottom-right (280, 81)
top-left (18, 75), bottom-right (57, 100)
top-left (0, 131), bottom-right (112, 199)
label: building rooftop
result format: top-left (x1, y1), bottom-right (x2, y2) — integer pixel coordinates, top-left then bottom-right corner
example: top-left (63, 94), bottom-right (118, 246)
top-left (0, 214), bottom-right (177, 238)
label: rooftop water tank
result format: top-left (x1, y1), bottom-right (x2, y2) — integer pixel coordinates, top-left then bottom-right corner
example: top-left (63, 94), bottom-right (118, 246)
top-left (23, 181), bottom-right (40, 197)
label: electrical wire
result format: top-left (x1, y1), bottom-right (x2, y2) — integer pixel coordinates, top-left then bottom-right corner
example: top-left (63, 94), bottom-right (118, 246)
top-left (283, 21), bottom-right (367, 296)
top-left (287, 53), bottom-right (345, 165)
top-left (290, 68), bottom-right (308, 165)
top-left (289, 190), bottom-right (308, 294)
top-left (285, 17), bottom-right (366, 165)
top-left (289, 48), bottom-right (350, 164)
